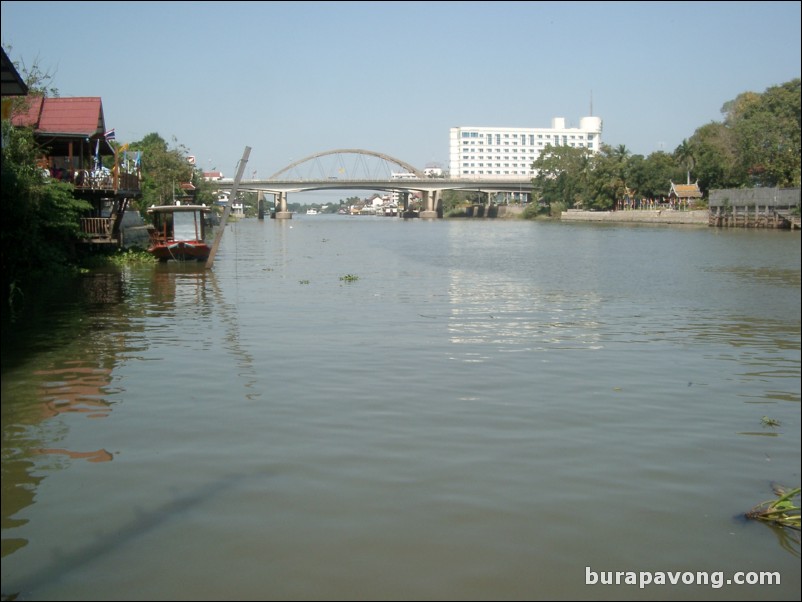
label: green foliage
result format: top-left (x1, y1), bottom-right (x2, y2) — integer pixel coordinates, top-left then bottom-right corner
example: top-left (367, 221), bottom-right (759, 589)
top-left (673, 139), bottom-right (696, 184)
top-left (339, 274), bottom-right (359, 282)
top-left (531, 143), bottom-right (683, 211)
top-left (129, 133), bottom-right (196, 211)
top-left (687, 122), bottom-right (746, 193)
top-left (746, 486), bottom-right (801, 530)
top-left (527, 78), bottom-right (800, 210)
top-left (627, 151), bottom-right (685, 200)
top-left (1, 123), bottom-right (92, 298)
top-left (441, 190), bottom-right (487, 215)
top-left (727, 79), bottom-right (801, 187)
top-left (108, 249), bottom-right (158, 267)
top-left (585, 145), bottom-right (630, 210)
top-left (532, 144), bottom-right (594, 209)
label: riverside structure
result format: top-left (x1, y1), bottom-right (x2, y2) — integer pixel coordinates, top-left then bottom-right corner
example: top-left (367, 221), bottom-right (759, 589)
top-left (449, 116), bottom-right (603, 179)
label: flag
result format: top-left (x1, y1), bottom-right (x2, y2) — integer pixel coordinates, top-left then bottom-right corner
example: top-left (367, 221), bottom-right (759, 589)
top-left (104, 128), bottom-right (116, 140)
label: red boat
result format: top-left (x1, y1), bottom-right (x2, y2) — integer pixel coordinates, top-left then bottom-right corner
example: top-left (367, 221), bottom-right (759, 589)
top-left (147, 203), bottom-right (213, 262)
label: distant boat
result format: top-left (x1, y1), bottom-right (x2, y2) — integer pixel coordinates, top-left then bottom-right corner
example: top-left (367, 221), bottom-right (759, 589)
top-left (306, 208), bottom-right (319, 215)
top-left (146, 203), bottom-right (213, 262)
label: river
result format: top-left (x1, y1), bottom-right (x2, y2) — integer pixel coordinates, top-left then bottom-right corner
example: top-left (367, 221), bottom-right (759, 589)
top-left (2, 215), bottom-right (800, 600)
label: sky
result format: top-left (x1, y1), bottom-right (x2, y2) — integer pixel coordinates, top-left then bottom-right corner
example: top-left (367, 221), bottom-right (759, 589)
top-left (2, 0), bottom-right (801, 183)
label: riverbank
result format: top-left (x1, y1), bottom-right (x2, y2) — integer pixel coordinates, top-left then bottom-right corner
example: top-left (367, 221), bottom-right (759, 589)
top-left (560, 209), bottom-right (709, 225)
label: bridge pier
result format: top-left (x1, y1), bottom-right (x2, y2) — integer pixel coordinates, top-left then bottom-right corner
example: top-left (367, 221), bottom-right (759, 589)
top-left (274, 191), bottom-right (292, 219)
top-left (420, 190), bottom-right (439, 219)
top-left (257, 190), bottom-right (266, 220)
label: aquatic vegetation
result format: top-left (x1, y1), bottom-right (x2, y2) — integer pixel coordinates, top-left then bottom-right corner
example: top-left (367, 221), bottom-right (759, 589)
top-left (339, 274), bottom-right (359, 282)
top-left (761, 416), bottom-right (781, 427)
top-left (746, 485), bottom-right (801, 530)
top-left (107, 249), bottom-right (157, 266)
top-left (80, 248), bottom-right (156, 268)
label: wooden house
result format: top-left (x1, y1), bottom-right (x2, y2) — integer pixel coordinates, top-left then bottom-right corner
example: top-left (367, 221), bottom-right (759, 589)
top-left (10, 95), bottom-right (141, 246)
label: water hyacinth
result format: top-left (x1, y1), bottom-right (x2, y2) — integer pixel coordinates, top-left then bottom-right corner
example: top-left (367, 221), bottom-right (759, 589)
top-left (746, 486), bottom-right (801, 530)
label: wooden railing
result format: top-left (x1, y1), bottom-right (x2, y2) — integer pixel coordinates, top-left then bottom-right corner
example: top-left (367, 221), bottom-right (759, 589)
top-left (81, 217), bottom-right (112, 239)
top-left (72, 170), bottom-right (141, 193)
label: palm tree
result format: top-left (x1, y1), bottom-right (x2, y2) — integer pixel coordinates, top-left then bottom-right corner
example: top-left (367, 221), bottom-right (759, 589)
top-left (674, 139), bottom-right (696, 184)
top-left (612, 144), bottom-right (630, 162)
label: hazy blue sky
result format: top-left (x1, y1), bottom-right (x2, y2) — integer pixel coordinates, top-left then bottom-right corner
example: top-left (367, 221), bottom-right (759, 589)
top-left (3, 1), bottom-right (800, 180)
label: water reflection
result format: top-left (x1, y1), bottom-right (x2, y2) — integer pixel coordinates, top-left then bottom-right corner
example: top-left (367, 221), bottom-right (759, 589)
top-left (35, 363), bottom-right (115, 419)
top-left (1, 272), bottom-right (132, 559)
top-left (767, 523), bottom-right (801, 558)
top-left (1, 266), bottom-right (224, 561)
top-left (447, 269), bottom-right (605, 358)
top-left (1, 221), bottom-right (800, 599)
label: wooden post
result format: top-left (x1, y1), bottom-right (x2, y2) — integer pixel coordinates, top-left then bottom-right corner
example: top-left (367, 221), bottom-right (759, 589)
top-left (205, 146), bottom-right (251, 269)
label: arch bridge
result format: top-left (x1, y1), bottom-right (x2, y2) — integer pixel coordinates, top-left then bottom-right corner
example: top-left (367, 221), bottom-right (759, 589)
top-left (216, 149), bottom-right (531, 218)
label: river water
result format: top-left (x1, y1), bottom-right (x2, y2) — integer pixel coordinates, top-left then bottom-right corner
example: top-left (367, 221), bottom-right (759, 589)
top-left (2, 216), bottom-right (800, 601)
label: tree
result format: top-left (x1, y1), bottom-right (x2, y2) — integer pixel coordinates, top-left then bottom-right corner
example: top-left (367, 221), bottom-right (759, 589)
top-left (673, 139), bottom-right (696, 185)
top-left (129, 133), bottom-right (196, 211)
top-left (1, 48), bottom-right (92, 302)
top-left (627, 151), bottom-right (684, 200)
top-left (532, 144), bottom-right (593, 210)
top-left (730, 79), bottom-right (801, 187)
top-left (688, 122), bottom-right (744, 193)
top-left (1, 123), bottom-right (91, 298)
top-left (711, 79), bottom-right (801, 188)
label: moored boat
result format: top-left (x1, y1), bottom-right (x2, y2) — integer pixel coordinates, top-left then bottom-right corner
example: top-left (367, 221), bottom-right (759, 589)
top-left (146, 203), bottom-right (213, 262)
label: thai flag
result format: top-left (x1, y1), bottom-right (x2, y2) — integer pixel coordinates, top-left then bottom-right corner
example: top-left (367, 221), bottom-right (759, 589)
top-left (104, 129), bottom-right (116, 140)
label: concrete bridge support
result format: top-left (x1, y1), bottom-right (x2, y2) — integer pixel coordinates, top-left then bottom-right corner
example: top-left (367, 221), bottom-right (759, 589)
top-left (257, 190), bottom-right (266, 220)
top-left (274, 191), bottom-right (292, 219)
top-left (420, 190), bottom-right (439, 219)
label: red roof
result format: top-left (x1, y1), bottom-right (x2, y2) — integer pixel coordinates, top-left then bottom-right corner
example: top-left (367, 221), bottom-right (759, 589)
top-left (10, 95), bottom-right (43, 127)
top-left (11, 96), bottom-right (106, 137)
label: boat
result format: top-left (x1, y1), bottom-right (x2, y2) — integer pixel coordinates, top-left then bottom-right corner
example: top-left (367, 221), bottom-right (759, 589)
top-left (146, 203), bottom-right (213, 262)
top-left (306, 208), bottom-right (319, 215)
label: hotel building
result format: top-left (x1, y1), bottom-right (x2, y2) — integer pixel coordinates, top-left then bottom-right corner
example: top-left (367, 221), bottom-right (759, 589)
top-left (449, 116), bottom-right (603, 179)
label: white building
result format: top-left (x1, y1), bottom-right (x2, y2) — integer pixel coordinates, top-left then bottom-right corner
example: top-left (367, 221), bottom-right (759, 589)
top-left (449, 116), bottom-right (602, 179)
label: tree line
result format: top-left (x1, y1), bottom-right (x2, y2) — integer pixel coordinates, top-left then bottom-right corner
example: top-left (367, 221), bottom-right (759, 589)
top-left (529, 79), bottom-right (800, 215)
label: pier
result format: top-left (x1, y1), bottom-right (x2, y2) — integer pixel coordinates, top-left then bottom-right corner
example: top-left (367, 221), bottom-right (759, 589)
top-left (708, 187), bottom-right (800, 229)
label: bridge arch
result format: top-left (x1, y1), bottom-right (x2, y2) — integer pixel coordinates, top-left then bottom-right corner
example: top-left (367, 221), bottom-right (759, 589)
top-left (269, 149), bottom-right (423, 180)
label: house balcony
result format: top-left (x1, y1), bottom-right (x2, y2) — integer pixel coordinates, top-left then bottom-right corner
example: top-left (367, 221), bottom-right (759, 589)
top-left (71, 170), bottom-right (141, 196)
